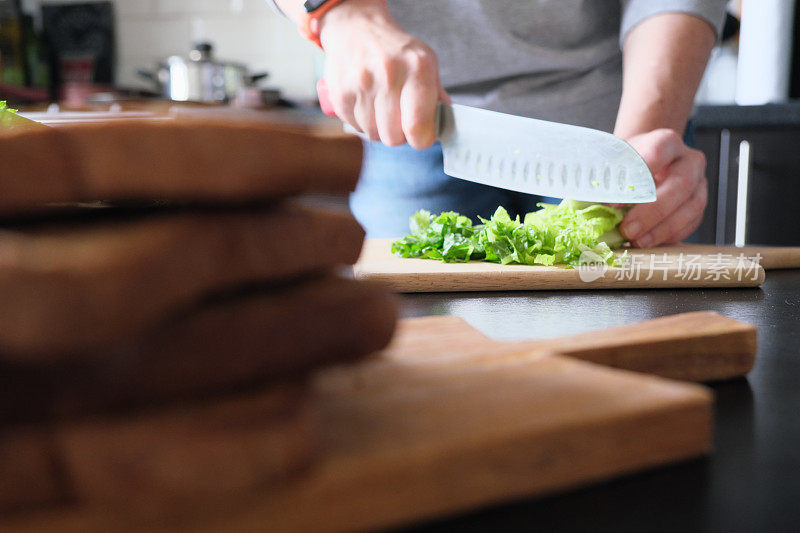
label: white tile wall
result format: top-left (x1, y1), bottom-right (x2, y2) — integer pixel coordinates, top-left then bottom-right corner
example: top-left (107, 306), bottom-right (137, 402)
top-left (25, 0), bottom-right (321, 100)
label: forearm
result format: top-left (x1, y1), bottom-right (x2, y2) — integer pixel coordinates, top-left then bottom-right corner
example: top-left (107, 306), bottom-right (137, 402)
top-left (614, 13), bottom-right (716, 139)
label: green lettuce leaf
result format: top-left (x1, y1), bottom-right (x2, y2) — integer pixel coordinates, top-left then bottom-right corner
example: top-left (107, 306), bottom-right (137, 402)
top-left (0, 101), bottom-right (19, 128)
top-left (392, 200), bottom-right (628, 267)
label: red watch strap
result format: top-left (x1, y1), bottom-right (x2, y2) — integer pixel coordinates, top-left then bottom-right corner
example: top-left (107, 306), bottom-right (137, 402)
top-left (300, 0), bottom-right (349, 48)
top-left (300, 0), bottom-right (386, 49)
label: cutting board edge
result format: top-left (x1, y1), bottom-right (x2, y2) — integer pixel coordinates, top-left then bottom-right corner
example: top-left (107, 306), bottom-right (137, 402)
top-left (354, 271), bottom-right (765, 293)
top-left (355, 238), bottom-right (778, 293)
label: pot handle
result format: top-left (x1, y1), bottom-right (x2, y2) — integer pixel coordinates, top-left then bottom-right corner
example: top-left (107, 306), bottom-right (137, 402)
top-left (137, 69), bottom-right (156, 81)
top-left (248, 73), bottom-right (270, 84)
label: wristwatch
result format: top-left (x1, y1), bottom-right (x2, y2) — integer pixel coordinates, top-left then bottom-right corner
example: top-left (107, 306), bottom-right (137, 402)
top-left (300, 0), bottom-right (349, 48)
top-left (300, 0), bottom-right (385, 48)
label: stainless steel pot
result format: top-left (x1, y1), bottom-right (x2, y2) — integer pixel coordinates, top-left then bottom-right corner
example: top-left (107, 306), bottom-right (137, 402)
top-left (138, 42), bottom-right (268, 103)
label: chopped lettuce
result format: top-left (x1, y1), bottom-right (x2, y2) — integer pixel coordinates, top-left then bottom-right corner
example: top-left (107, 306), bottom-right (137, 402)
top-left (0, 101), bottom-right (18, 128)
top-left (391, 210), bottom-right (482, 262)
top-left (392, 200), bottom-right (628, 267)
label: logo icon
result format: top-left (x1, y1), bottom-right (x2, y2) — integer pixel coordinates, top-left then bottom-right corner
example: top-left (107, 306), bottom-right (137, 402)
top-left (576, 249), bottom-right (609, 283)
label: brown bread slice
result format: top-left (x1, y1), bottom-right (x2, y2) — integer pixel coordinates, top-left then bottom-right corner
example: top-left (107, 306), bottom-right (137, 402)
top-left (0, 382), bottom-right (315, 517)
top-left (0, 277), bottom-right (397, 423)
top-left (0, 119), bottom-right (362, 213)
top-left (0, 205), bottom-right (365, 361)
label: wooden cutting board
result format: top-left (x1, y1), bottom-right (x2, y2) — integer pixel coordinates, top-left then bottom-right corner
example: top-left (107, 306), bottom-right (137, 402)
top-left (353, 239), bottom-right (800, 292)
top-left (6, 312), bottom-right (755, 533)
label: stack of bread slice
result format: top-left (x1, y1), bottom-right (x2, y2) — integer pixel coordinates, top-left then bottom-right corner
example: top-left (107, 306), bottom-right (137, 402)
top-left (0, 119), bottom-right (397, 521)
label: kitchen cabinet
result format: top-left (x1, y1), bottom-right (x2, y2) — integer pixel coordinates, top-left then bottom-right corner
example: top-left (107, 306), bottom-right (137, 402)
top-left (693, 103), bottom-right (800, 246)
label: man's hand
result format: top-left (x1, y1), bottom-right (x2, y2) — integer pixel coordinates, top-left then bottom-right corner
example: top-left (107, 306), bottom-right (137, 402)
top-left (318, 0), bottom-right (448, 149)
top-left (619, 129), bottom-right (708, 248)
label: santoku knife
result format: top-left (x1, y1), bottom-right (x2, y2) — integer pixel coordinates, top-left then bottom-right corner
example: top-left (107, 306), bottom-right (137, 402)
top-left (318, 80), bottom-right (656, 204)
top-left (436, 103), bottom-right (656, 204)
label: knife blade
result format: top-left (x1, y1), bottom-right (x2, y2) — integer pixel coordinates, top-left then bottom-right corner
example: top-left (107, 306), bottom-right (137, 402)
top-left (436, 103), bottom-right (655, 203)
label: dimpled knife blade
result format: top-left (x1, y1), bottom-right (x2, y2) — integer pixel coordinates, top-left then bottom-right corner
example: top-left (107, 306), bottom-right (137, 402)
top-left (437, 103), bottom-right (656, 203)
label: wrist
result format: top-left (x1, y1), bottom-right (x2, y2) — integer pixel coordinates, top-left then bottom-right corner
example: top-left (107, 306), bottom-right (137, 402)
top-left (614, 102), bottom-right (685, 141)
top-left (317, 0), bottom-right (393, 46)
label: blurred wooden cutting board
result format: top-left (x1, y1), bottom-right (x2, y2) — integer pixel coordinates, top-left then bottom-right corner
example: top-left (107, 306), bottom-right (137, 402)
top-left (6, 312), bottom-right (754, 532)
top-left (354, 240), bottom-right (800, 292)
top-left (202, 312), bottom-right (751, 532)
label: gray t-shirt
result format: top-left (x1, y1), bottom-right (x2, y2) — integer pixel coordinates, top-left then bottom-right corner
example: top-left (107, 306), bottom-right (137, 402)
top-left (270, 0), bottom-right (727, 132)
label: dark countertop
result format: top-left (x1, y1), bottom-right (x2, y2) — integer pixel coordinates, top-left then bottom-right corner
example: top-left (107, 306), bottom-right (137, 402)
top-left (397, 270), bottom-right (800, 533)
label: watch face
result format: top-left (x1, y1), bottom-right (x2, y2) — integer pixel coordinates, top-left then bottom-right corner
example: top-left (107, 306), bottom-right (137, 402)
top-left (304, 0), bottom-right (328, 13)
